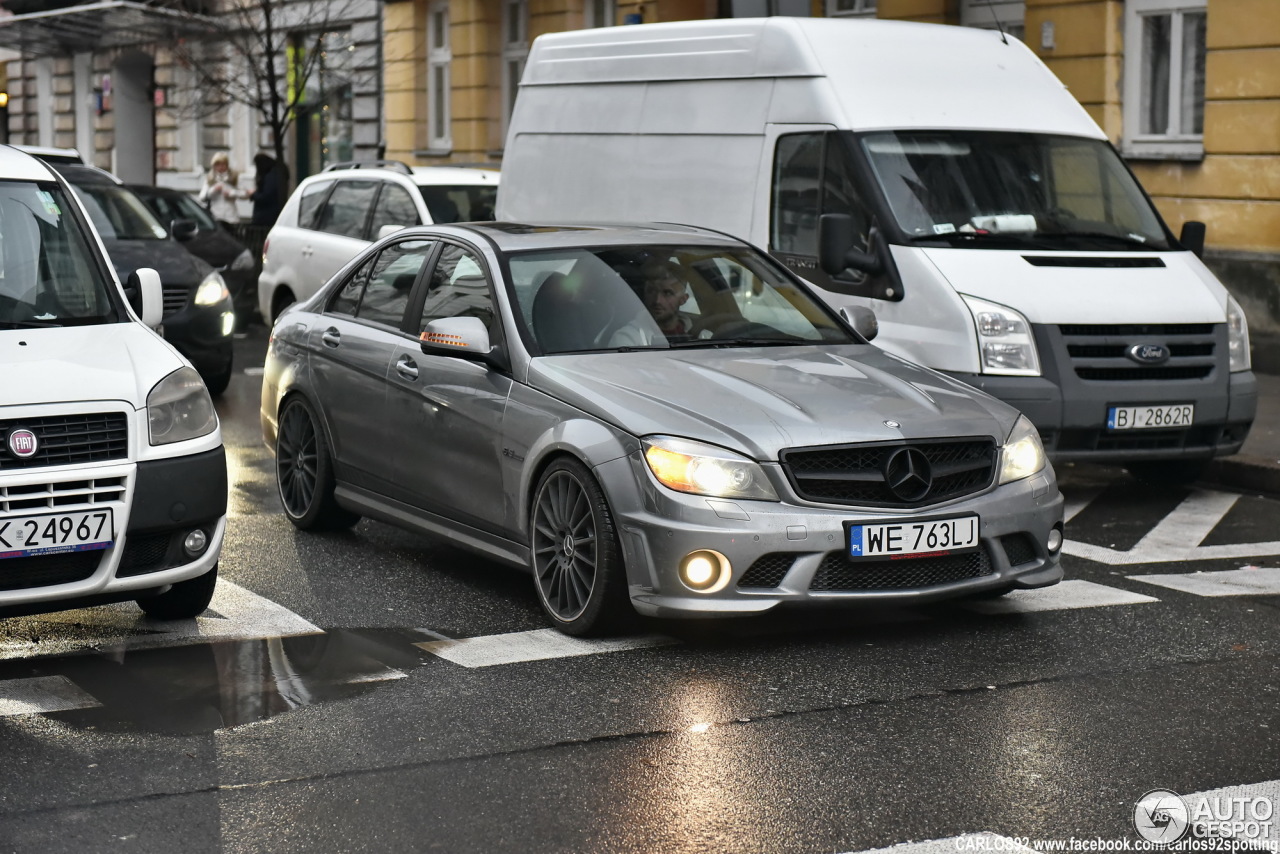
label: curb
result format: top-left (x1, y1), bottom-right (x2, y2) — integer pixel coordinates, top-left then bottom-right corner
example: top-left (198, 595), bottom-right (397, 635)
top-left (1202, 455), bottom-right (1280, 496)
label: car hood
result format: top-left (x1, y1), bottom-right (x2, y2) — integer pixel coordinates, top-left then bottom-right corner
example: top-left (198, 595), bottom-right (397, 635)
top-left (182, 228), bottom-right (247, 269)
top-left (1, 323), bottom-right (187, 409)
top-left (101, 237), bottom-right (213, 287)
top-left (528, 345), bottom-right (1018, 460)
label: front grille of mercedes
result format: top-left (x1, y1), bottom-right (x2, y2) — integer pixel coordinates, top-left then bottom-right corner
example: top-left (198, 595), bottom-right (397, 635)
top-left (809, 547), bottom-right (994, 591)
top-left (781, 439), bottom-right (996, 508)
top-left (1059, 323), bottom-right (1217, 382)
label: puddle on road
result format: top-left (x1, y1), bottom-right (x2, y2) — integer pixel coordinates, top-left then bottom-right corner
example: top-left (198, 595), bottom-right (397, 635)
top-left (0, 628), bottom-right (438, 735)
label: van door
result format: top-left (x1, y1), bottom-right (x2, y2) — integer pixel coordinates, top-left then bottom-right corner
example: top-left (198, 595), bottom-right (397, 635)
top-left (762, 127), bottom-right (900, 303)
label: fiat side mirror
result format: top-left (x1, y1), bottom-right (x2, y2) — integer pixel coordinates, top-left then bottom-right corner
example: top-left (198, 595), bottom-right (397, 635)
top-left (125, 268), bottom-right (164, 328)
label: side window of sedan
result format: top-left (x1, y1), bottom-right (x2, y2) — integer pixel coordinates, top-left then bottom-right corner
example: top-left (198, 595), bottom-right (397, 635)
top-left (368, 184), bottom-right (421, 237)
top-left (357, 240), bottom-right (435, 327)
top-left (327, 257), bottom-right (374, 317)
top-left (418, 244), bottom-right (497, 338)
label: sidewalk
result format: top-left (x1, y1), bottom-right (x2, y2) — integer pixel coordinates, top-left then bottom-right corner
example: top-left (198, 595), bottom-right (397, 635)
top-left (1202, 370), bottom-right (1280, 494)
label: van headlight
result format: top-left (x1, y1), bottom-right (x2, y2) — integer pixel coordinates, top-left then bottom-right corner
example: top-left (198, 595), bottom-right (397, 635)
top-left (1227, 295), bottom-right (1251, 372)
top-left (962, 295), bottom-right (1041, 376)
top-left (642, 436), bottom-right (778, 501)
top-left (148, 367), bottom-right (217, 445)
top-left (999, 415), bottom-right (1046, 484)
top-left (195, 271), bottom-right (231, 307)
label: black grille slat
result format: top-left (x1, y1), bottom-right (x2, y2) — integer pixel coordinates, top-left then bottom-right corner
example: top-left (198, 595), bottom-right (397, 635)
top-left (810, 548), bottom-right (993, 591)
top-left (1023, 256), bottom-right (1166, 268)
top-left (0, 413), bottom-right (128, 470)
top-left (162, 286), bottom-right (188, 315)
top-left (1075, 366), bottom-right (1212, 382)
top-left (1001, 534), bottom-right (1039, 568)
top-left (0, 551), bottom-right (101, 591)
top-left (117, 533), bottom-right (176, 578)
top-left (737, 554), bottom-right (796, 589)
top-left (1059, 324), bottom-right (1214, 337)
top-left (783, 439), bottom-right (996, 508)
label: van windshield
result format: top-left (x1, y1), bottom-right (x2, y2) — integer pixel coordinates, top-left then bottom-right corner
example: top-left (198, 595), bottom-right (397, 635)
top-left (0, 180), bottom-right (120, 328)
top-left (861, 131), bottom-right (1173, 251)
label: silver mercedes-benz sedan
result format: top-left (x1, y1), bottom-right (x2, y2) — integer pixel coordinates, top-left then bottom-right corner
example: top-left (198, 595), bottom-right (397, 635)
top-left (261, 223), bottom-right (1064, 635)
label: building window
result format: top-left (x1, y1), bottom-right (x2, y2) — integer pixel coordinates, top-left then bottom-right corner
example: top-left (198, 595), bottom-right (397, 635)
top-left (958, 0), bottom-right (1024, 40)
top-left (826, 0), bottom-right (875, 18)
top-left (1123, 0), bottom-right (1207, 160)
top-left (501, 0), bottom-right (528, 135)
top-left (587, 0), bottom-right (616, 27)
top-left (427, 1), bottom-right (452, 151)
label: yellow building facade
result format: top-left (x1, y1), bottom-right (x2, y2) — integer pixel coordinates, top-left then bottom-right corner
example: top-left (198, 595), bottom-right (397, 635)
top-left (383, 0), bottom-right (1280, 338)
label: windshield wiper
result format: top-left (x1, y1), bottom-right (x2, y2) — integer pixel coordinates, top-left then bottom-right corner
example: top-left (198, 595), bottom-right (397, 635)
top-left (911, 231), bottom-right (1056, 249)
top-left (668, 337), bottom-right (805, 349)
top-left (1034, 231), bottom-right (1158, 250)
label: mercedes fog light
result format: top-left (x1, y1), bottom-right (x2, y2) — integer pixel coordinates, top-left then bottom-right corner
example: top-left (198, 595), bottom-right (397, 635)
top-left (679, 550), bottom-right (731, 593)
top-left (1047, 527), bottom-right (1063, 553)
top-left (183, 529), bottom-right (209, 556)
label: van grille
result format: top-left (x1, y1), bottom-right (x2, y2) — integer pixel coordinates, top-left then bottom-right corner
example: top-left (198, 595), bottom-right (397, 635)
top-left (0, 550), bottom-right (102, 591)
top-left (1059, 324), bottom-right (1219, 382)
top-left (0, 477), bottom-right (126, 512)
top-left (0, 413), bottom-right (128, 470)
top-left (781, 438), bottom-right (996, 508)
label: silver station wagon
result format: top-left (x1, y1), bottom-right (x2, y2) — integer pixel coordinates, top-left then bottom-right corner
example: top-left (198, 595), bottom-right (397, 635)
top-left (260, 223), bottom-right (1065, 635)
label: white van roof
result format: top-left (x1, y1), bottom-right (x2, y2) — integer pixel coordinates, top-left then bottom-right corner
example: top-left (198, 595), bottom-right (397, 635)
top-left (521, 17), bottom-right (1105, 139)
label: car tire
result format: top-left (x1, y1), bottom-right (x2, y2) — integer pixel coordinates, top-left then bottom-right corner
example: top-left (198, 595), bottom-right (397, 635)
top-left (275, 396), bottom-right (361, 531)
top-left (1125, 459), bottom-right (1207, 486)
top-left (530, 457), bottom-right (633, 636)
top-left (137, 563), bottom-right (218, 620)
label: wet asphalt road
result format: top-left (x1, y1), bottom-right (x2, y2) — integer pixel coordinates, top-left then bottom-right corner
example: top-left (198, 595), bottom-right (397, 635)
top-left (1, 327), bottom-right (1278, 853)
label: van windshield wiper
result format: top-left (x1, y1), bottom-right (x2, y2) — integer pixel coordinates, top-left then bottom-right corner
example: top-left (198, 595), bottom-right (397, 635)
top-left (911, 231), bottom-right (1056, 249)
top-left (1033, 231), bottom-right (1161, 250)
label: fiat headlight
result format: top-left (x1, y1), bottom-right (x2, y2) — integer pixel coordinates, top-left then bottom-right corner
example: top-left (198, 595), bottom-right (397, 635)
top-left (1227, 295), bottom-right (1251, 372)
top-left (148, 367), bottom-right (217, 445)
top-left (962, 295), bottom-right (1041, 376)
top-left (231, 248), bottom-right (255, 272)
top-left (195, 271), bottom-right (231, 307)
top-left (999, 415), bottom-right (1046, 484)
top-left (642, 436), bottom-right (778, 501)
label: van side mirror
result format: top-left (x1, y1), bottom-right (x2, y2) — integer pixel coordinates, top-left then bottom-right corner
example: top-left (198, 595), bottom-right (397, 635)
top-left (171, 218), bottom-right (199, 242)
top-left (1180, 221), bottom-right (1206, 258)
top-left (819, 214), bottom-right (884, 276)
top-left (125, 268), bottom-right (164, 328)
top-left (420, 316), bottom-right (501, 367)
top-left (838, 305), bottom-right (878, 341)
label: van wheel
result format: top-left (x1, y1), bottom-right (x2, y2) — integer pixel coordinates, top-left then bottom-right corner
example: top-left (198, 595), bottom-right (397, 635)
top-left (276, 396), bottom-right (360, 530)
top-left (530, 457), bottom-right (633, 636)
top-left (138, 563), bottom-right (218, 620)
top-left (1125, 459), bottom-right (1208, 486)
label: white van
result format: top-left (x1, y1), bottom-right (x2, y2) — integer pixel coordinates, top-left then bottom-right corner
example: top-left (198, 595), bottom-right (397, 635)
top-left (498, 17), bottom-right (1257, 481)
top-left (0, 146), bottom-right (225, 620)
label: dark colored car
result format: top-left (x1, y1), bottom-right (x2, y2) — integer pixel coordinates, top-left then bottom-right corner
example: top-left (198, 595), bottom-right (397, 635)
top-left (52, 165), bottom-right (236, 394)
top-left (128, 183), bottom-right (259, 328)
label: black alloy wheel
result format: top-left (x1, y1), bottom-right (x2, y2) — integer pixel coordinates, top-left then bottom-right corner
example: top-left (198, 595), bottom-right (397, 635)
top-left (275, 397), bottom-right (360, 530)
top-left (530, 457), bottom-right (631, 636)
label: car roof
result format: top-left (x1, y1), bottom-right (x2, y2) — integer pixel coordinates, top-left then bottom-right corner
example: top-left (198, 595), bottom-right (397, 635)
top-left (0, 145), bottom-right (61, 181)
top-left (429, 222), bottom-right (747, 253)
top-left (50, 163), bottom-right (125, 186)
top-left (10, 144), bottom-right (85, 164)
top-left (305, 161), bottom-right (499, 188)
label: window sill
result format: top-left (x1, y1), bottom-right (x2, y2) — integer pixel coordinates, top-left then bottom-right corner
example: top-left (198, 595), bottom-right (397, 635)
top-left (1121, 138), bottom-right (1205, 162)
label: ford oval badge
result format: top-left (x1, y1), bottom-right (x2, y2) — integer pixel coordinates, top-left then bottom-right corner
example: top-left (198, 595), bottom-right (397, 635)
top-left (8, 428), bottom-right (38, 458)
top-left (1126, 343), bottom-right (1170, 365)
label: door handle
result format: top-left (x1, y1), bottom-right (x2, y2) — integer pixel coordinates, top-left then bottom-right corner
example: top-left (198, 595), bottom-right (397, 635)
top-left (302, 246), bottom-right (314, 257)
top-left (395, 357), bottom-right (419, 381)
top-left (321, 328), bottom-right (341, 348)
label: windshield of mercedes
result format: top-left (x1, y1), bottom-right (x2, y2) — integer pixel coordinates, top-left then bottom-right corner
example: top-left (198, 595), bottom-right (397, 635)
top-left (0, 180), bottom-right (119, 328)
top-left (862, 131), bottom-right (1173, 251)
top-left (509, 244), bottom-right (856, 355)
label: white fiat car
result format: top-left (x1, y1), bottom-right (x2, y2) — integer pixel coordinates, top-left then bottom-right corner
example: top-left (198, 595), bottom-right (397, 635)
top-left (0, 145), bottom-right (225, 620)
top-left (258, 161), bottom-right (499, 322)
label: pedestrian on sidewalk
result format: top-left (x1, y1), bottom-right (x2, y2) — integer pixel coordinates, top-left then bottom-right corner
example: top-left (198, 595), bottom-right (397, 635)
top-left (199, 152), bottom-right (241, 228)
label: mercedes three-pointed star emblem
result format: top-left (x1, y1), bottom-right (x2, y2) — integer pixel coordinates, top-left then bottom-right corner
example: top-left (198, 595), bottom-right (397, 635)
top-left (883, 447), bottom-right (933, 502)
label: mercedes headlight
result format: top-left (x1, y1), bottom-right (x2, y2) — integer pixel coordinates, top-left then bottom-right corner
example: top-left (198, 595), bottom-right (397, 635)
top-left (231, 248), bottom-right (255, 272)
top-left (642, 436), bottom-right (778, 501)
top-left (148, 367), bottom-right (217, 445)
top-left (195, 271), bottom-right (231, 307)
top-left (962, 295), bottom-right (1041, 376)
top-left (1227, 295), bottom-right (1251, 372)
top-left (999, 415), bottom-right (1046, 484)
